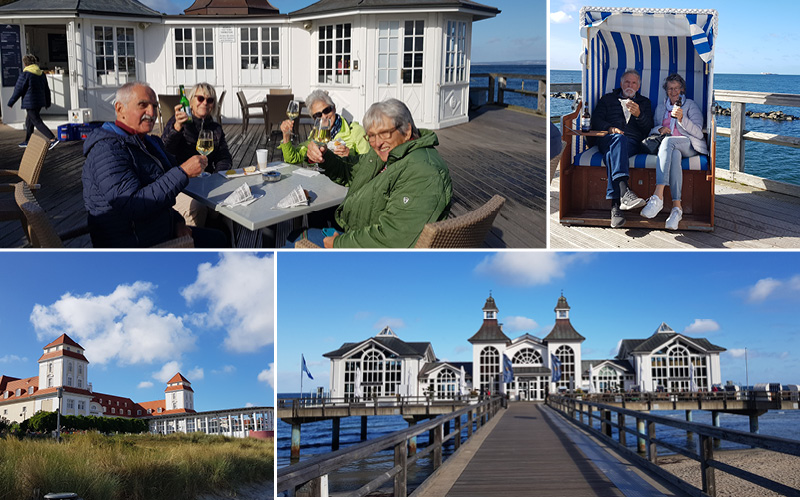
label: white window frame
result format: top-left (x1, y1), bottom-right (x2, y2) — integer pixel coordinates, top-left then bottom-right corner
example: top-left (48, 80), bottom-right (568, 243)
top-left (444, 20), bottom-right (468, 84)
top-left (436, 369), bottom-right (457, 399)
top-left (93, 25), bottom-right (136, 86)
top-left (402, 20), bottom-right (424, 85)
top-left (377, 21), bottom-right (399, 85)
top-left (318, 22), bottom-right (352, 85)
top-left (240, 26), bottom-right (280, 86)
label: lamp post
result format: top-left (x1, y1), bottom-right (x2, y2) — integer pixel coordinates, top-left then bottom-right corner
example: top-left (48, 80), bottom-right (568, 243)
top-left (56, 387), bottom-right (62, 443)
top-left (745, 347), bottom-right (749, 392)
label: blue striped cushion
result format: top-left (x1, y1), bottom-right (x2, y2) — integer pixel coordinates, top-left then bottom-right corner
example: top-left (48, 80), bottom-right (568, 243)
top-left (574, 146), bottom-right (708, 171)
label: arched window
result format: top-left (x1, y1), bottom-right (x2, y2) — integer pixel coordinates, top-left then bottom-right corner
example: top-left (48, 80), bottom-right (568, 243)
top-left (362, 349), bottom-right (384, 399)
top-left (555, 345), bottom-right (575, 390)
top-left (668, 345), bottom-right (690, 392)
top-left (436, 369), bottom-right (457, 399)
top-left (513, 348), bottom-right (542, 365)
top-left (595, 366), bottom-right (620, 392)
top-left (480, 346), bottom-right (500, 391)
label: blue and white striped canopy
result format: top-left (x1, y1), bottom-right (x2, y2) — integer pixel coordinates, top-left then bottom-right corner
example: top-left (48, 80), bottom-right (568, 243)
top-left (579, 7), bottom-right (718, 126)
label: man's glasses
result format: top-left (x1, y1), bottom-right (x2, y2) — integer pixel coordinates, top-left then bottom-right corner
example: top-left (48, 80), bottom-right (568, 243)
top-left (195, 95), bottom-right (215, 105)
top-left (312, 106), bottom-right (333, 119)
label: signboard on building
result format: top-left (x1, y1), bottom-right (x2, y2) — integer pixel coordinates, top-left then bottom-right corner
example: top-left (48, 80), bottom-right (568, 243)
top-left (218, 27), bottom-right (235, 43)
top-left (1, 24), bottom-right (22, 87)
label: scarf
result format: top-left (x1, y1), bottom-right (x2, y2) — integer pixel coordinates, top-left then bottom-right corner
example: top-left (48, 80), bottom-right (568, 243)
top-left (23, 64), bottom-right (43, 76)
top-left (330, 114), bottom-right (343, 139)
top-left (664, 96), bottom-right (683, 134)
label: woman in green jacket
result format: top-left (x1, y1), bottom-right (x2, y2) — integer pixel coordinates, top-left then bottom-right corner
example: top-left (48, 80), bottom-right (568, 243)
top-left (279, 90), bottom-right (370, 162)
top-left (285, 98), bottom-right (452, 248)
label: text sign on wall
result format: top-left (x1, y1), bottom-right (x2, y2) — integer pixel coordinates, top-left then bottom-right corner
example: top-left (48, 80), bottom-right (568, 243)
top-left (218, 27), bottom-right (235, 43)
top-left (1, 24), bottom-right (22, 87)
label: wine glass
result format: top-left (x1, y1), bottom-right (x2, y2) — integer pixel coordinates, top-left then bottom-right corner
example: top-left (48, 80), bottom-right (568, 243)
top-left (196, 129), bottom-right (214, 157)
top-left (307, 118), bottom-right (322, 171)
top-left (286, 100), bottom-right (300, 142)
top-left (317, 116), bottom-right (331, 145)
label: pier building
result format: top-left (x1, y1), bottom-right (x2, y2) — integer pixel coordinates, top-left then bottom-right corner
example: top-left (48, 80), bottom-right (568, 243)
top-left (0, 333), bottom-right (195, 424)
top-left (323, 294), bottom-right (726, 402)
top-left (0, 0), bottom-right (499, 130)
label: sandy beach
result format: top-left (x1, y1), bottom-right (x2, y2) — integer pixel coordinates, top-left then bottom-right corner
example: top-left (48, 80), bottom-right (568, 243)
top-left (659, 449), bottom-right (800, 496)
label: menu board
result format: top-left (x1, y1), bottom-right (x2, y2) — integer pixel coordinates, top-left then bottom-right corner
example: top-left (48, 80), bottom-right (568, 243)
top-left (1, 24), bottom-right (22, 88)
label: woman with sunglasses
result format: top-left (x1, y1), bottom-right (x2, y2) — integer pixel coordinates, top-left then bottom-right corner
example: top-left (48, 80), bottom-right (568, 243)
top-left (162, 83), bottom-right (233, 228)
top-left (279, 90), bottom-right (370, 163)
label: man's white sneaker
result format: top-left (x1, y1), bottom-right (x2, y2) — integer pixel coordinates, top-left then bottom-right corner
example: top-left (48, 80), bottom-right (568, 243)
top-left (640, 195), bottom-right (663, 219)
top-left (665, 207), bottom-right (683, 230)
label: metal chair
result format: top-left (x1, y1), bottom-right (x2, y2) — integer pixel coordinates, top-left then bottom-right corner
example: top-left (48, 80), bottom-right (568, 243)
top-left (236, 91), bottom-right (268, 134)
top-left (213, 89), bottom-right (227, 123)
top-left (295, 195), bottom-right (505, 248)
top-left (13, 182), bottom-right (194, 248)
top-left (266, 92), bottom-right (295, 146)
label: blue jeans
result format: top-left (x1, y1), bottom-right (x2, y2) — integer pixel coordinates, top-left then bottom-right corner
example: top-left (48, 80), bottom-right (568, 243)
top-left (656, 136), bottom-right (697, 202)
top-left (597, 133), bottom-right (646, 199)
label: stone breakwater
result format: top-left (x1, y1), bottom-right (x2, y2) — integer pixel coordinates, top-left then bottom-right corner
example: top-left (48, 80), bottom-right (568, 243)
top-left (550, 93), bottom-right (799, 122)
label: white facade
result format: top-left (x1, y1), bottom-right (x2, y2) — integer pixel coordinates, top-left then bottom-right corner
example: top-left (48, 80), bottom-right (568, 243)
top-left (0, 2), bottom-right (496, 130)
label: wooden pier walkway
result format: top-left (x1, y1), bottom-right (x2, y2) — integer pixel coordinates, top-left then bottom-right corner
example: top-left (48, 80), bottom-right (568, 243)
top-left (422, 402), bottom-right (675, 497)
top-left (0, 105), bottom-right (545, 248)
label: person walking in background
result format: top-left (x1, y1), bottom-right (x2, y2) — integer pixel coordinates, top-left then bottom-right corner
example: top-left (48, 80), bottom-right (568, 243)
top-left (6, 54), bottom-right (59, 150)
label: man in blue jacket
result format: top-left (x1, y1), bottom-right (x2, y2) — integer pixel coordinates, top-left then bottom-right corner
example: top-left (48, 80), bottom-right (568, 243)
top-left (590, 69), bottom-right (653, 228)
top-left (6, 54), bottom-right (58, 149)
top-left (82, 82), bottom-right (227, 247)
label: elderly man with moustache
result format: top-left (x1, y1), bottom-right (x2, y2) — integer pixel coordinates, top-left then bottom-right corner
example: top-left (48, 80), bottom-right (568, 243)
top-left (590, 69), bottom-right (653, 228)
top-left (82, 82), bottom-right (227, 247)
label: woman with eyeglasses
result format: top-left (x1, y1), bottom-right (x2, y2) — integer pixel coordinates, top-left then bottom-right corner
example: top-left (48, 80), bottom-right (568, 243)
top-left (285, 98), bottom-right (452, 248)
top-left (279, 89), bottom-right (370, 163)
top-left (162, 82), bottom-right (232, 228)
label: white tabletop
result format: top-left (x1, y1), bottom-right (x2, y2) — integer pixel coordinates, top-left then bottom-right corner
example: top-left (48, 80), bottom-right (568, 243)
top-left (184, 162), bottom-right (348, 231)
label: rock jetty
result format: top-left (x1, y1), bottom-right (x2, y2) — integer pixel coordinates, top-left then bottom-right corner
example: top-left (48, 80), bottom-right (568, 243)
top-left (712, 103), bottom-right (797, 121)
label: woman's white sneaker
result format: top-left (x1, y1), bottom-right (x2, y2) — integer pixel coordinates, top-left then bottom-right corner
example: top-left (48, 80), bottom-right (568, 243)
top-left (640, 195), bottom-right (663, 219)
top-left (665, 207), bottom-right (683, 230)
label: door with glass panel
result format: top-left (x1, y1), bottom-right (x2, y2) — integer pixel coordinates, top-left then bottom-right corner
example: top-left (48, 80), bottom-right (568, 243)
top-left (375, 20), bottom-right (425, 120)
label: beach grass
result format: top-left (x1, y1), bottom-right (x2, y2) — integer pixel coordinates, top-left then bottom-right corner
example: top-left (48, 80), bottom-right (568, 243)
top-left (0, 432), bottom-right (274, 500)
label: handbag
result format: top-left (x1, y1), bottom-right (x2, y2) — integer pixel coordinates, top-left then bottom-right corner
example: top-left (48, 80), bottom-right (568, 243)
top-left (642, 132), bottom-right (669, 155)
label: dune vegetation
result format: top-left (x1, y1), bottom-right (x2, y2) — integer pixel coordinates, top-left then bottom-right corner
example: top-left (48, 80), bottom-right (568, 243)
top-left (0, 432), bottom-right (274, 500)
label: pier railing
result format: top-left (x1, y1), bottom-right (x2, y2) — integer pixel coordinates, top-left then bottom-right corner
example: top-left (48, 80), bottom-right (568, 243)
top-left (576, 389), bottom-right (800, 408)
top-left (278, 394), bottom-right (474, 411)
top-left (471, 73), bottom-right (546, 113)
top-left (548, 394), bottom-right (800, 496)
top-left (277, 396), bottom-right (503, 497)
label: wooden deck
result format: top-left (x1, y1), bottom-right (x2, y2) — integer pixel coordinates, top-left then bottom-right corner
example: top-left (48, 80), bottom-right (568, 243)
top-left (445, 402), bottom-right (622, 497)
top-left (550, 169), bottom-right (800, 249)
top-left (0, 105), bottom-right (546, 248)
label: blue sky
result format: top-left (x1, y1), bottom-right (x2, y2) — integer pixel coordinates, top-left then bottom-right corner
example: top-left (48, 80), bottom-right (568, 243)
top-left (139, 0), bottom-right (545, 63)
top-left (277, 251), bottom-right (800, 393)
top-left (550, 1), bottom-right (800, 75)
top-left (0, 252), bottom-right (274, 412)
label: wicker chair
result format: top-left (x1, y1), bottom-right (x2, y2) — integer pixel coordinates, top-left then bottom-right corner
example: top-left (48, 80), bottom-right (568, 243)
top-left (13, 182), bottom-right (194, 248)
top-left (236, 91), bottom-right (268, 134)
top-left (294, 195), bottom-right (505, 249)
top-left (0, 132), bottom-right (50, 226)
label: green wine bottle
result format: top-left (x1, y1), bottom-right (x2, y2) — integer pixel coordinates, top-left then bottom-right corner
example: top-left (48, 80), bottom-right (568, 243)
top-left (179, 84), bottom-right (192, 122)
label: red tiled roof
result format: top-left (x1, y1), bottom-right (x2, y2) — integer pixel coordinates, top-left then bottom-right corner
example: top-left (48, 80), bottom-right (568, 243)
top-left (43, 334), bottom-right (84, 350)
top-left (37, 350), bottom-right (89, 363)
top-left (165, 385), bottom-right (194, 393)
top-left (0, 375), bottom-right (21, 392)
top-left (138, 399), bottom-right (166, 412)
top-left (1, 376), bottom-right (38, 401)
top-left (167, 373), bottom-right (191, 384)
top-left (90, 391), bottom-right (145, 417)
top-left (159, 408), bottom-right (196, 415)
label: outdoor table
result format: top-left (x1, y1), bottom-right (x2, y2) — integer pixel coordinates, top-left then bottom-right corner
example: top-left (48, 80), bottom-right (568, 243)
top-left (183, 162), bottom-right (348, 232)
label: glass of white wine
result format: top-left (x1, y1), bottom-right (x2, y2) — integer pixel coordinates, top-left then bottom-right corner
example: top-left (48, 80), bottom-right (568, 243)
top-left (286, 100), bottom-right (300, 142)
top-left (196, 129), bottom-right (214, 157)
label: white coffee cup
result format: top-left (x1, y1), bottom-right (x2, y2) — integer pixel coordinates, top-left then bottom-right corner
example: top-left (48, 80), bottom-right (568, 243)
top-left (256, 149), bottom-right (269, 171)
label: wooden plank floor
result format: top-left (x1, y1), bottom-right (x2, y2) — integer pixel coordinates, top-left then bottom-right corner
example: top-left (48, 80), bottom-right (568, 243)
top-left (0, 106), bottom-right (546, 248)
top-left (550, 170), bottom-right (800, 249)
top-left (446, 402), bottom-right (622, 497)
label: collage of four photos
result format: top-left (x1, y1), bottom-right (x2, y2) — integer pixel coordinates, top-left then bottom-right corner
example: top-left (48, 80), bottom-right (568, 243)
top-left (1, 0), bottom-right (800, 498)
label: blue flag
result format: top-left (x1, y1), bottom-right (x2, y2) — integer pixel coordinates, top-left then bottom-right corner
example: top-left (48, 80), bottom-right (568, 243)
top-left (301, 354), bottom-right (314, 380)
top-left (551, 354), bottom-right (562, 382)
top-left (502, 354), bottom-right (513, 384)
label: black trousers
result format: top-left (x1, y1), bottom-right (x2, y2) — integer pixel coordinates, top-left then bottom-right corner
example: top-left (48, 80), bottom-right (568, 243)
top-left (25, 108), bottom-right (55, 142)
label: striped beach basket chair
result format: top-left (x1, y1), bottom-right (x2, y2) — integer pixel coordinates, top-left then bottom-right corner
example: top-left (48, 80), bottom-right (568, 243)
top-left (559, 7), bottom-right (718, 231)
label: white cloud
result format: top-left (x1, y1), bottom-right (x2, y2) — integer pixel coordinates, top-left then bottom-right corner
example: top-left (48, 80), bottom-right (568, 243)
top-left (188, 366), bottom-right (204, 381)
top-left (788, 275), bottom-right (800, 290)
top-left (152, 360), bottom-right (181, 383)
top-left (245, 402), bottom-right (255, 408)
top-left (474, 252), bottom-right (589, 286)
top-left (258, 363), bottom-right (276, 390)
top-left (727, 348), bottom-right (747, 358)
top-left (0, 355), bottom-right (27, 363)
top-left (30, 282), bottom-right (196, 366)
top-left (212, 365), bottom-right (236, 375)
top-left (550, 11), bottom-right (573, 24)
top-left (684, 319), bottom-right (720, 334)
top-left (453, 345), bottom-right (470, 354)
top-left (137, 381), bottom-right (154, 389)
top-left (182, 253), bottom-right (274, 353)
top-left (747, 278), bottom-right (781, 302)
top-left (373, 317), bottom-right (406, 331)
top-left (502, 315), bottom-right (539, 332)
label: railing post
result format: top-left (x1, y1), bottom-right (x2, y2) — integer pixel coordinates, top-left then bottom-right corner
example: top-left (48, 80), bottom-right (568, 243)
top-left (730, 101), bottom-right (746, 174)
top-left (618, 413), bottom-right (626, 447)
top-left (579, 401), bottom-right (584, 424)
top-left (700, 434), bottom-right (717, 496)
top-left (295, 476), bottom-right (326, 497)
top-left (488, 75), bottom-right (496, 104)
top-left (498, 76), bottom-right (506, 105)
top-left (331, 417), bottom-right (340, 451)
top-left (291, 421), bottom-right (301, 459)
top-left (467, 409), bottom-right (473, 438)
top-left (538, 79), bottom-right (546, 114)
top-left (394, 439), bottom-right (408, 497)
top-left (455, 414), bottom-right (462, 450)
top-left (646, 419), bottom-right (658, 463)
top-left (433, 423), bottom-right (443, 469)
top-left (602, 409), bottom-right (612, 438)
top-left (588, 404), bottom-right (593, 428)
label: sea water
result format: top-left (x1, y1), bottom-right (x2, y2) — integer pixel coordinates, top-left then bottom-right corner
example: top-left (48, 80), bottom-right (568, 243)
top-left (277, 395), bottom-right (800, 494)
top-left (550, 69), bottom-right (800, 185)
top-left (470, 63), bottom-right (547, 111)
